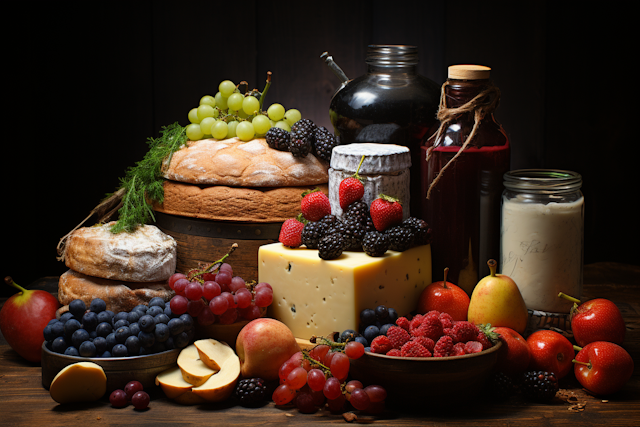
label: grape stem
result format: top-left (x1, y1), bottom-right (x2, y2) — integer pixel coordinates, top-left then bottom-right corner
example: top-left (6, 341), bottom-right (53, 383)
top-left (188, 243), bottom-right (239, 282)
top-left (258, 71), bottom-right (272, 111)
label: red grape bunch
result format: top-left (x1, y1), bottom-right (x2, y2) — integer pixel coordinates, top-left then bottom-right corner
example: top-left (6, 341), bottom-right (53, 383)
top-left (272, 337), bottom-right (387, 414)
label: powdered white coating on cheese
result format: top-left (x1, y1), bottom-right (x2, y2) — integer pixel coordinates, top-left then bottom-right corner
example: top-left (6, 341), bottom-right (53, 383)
top-left (65, 222), bottom-right (177, 282)
top-left (330, 143), bottom-right (411, 174)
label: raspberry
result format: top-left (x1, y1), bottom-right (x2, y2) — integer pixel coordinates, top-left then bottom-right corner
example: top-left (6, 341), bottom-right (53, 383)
top-left (411, 311), bottom-right (443, 341)
top-left (386, 348), bottom-right (402, 357)
top-left (464, 341), bottom-right (483, 354)
top-left (439, 312), bottom-right (454, 329)
top-left (409, 315), bottom-right (423, 332)
top-left (451, 342), bottom-right (467, 356)
top-left (450, 321), bottom-right (480, 343)
top-left (370, 335), bottom-right (393, 354)
top-left (396, 317), bottom-right (410, 331)
top-left (386, 326), bottom-right (410, 349)
top-left (400, 341), bottom-right (432, 358)
top-left (410, 336), bottom-right (435, 353)
top-left (434, 335), bottom-right (453, 357)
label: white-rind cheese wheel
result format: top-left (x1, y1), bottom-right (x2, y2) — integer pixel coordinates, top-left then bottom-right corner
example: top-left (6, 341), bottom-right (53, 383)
top-left (64, 222), bottom-right (177, 282)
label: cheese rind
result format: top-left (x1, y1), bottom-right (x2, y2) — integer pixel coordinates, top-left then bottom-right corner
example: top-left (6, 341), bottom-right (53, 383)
top-left (258, 243), bottom-right (431, 339)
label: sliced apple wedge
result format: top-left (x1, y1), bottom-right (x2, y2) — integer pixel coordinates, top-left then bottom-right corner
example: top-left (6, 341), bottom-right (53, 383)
top-left (192, 347), bottom-right (241, 402)
top-left (194, 338), bottom-right (235, 371)
top-left (155, 366), bottom-right (207, 405)
top-left (177, 344), bottom-right (218, 386)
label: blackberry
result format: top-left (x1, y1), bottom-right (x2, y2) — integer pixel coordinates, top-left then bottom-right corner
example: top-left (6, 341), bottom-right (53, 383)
top-left (385, 225), bottom-right (415, 252)
top-left (318, 233), bottom-right (345, 260)
top-left (235, 377), bottom-right (267, 406)
top-left (336, 218), bottom-right (366, 251)
top-left (301, 221), bottom-right (328, 249)
top-left (362, 231), bottom-right (390, 257)
top-left (318, 214), bottom-right (339, 228)
top-left (343, 201), bottom-right (371, 225)
top-left (289, 118), bottom-right (316, 157)
top-left (314, 126), bottom-right (339, 162)
top-left (265, 127), bottom-right (290, 151)
top-left (402, 217), bottom-right (433, 246)
top-left (521, 371), bottom-right (559, 402)
top-left (488, 371), bottom-right (515, 400)
top-left (288, 138), bottom-right (312, 157)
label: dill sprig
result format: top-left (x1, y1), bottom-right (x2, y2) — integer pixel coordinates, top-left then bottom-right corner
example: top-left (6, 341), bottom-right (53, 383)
top-left (110, 122), bottom-right (187, 233)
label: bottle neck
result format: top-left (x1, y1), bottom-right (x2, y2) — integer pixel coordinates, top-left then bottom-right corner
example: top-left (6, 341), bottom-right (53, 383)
top-left (365, 45), bottom-right (419, 75)
top-left (444, 79), bottom-right (491, 108)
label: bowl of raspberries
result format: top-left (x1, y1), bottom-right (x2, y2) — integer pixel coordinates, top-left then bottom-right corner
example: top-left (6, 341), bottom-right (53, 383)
top-left (348, 309), bottom-right (502, 407)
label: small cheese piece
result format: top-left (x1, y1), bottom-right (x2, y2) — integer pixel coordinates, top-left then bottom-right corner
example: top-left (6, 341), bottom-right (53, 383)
top-left (328, 143), bottom-right (411, 219)
top-left (49, 362), bottom-right (107, 404)
top-left (258, 243), bottom-right (432, 339)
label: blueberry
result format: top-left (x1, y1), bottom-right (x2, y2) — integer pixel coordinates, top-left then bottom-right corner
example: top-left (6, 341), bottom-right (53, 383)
top-left (100, 351), bottom-right (112, 358)
top-left (364, 346), bottom-right (371, 353)
top-left (164, 337), bottom-right (175, 350)
top-left (89, 298), bottom-right (106, 313)
top-left (139, 315), bottom-right (156, 333)
top-left (375, 305), bottom-right (389, 320)
top-left (79, 340), bottom-right (97, 357)
top-left (355, 336), bottom-right (369, 347)
top-left (112, 344), bottom-right (128, 357)
top-left (363, 325), bottom-right (380, 343)
top-left (387, 307), bottom-right (398, 323)
top-left (113, 311), bottom-right (129, 325)
top-left (154, 323), bottom-right (170, 343)
top-left (379, 323), bottom-right (394, 336)
top-left (138, 331), bottom-right (155, 348)
top-left (164, 305), bottom-right (173, 318)
top-left (125, 335), bottom-right (141, 356)
top-left (93, 336), bottom-right (107, 354)
top-left (71, 328), bottom-right (90, 348)
top-left (115, 326), bottom-right (132, 344)
top-left (129, 322), bottom-right (141, 336)
top-left (52, 337), bottom-right (67, 353)
top-left (127, 310), bottom-right (141, 324)
top-left (168, 318), bottom-right (184, 336)
top-left (179, 314), bottom-right (194, 330)
top-left (96, 322), bottom-right (113, 338)
top-left (360, 308), bottom-right (377, 329)
top-left (133, 304), bottom-right (147, 315)
top-left (149, 341), bottom-right (166, 354)
top-left (154, 313), bottom-right (170, 325)
top-left (69, 299), bottom-right (87, 318)
top-left (97, 310), bottom-right (113, 324)
top-left (146, 305), bottom-right (164, 318)
top-left (64, 319), bottom-right (82, 339)
top-left (59, 312), bottom-right (74, 323)
top-left (173, 331), bottom-right (189, 349)
top-left (149, 297), bottom-right (166, 308)
top-left (340, 329), bottom-right (359, 343)
top-left (114, 319), bottom-right (130, 329)
top-left (106, 332), bottom-right (117, 350)
top-left (43, 324), bottom-right (55, 342)
top-left (82, 311), bottom-right (99, 332)
top-left (89, 330), bottom-right (97, 339)
top-left (50, 321), bottom-right (65, 339)
top-left (64, 346), bottom-right (80, 356)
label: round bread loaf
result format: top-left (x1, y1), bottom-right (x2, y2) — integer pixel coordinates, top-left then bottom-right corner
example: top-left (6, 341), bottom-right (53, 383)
top-left (154, 181), bottom-right (329, 223)
top-left (64, 222), bottom-right (177, 282)
top-left (162, 138), bottom-right (329, 187)
top-left (58, 270), bottom-right (174, 314)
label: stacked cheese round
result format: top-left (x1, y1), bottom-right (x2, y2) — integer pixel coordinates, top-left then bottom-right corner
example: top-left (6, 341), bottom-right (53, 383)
top-left (58, 222), bottom-right (177, 313)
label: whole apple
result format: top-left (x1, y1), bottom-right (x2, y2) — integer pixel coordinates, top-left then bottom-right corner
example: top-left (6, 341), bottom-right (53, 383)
top-left (0, 277), bottom-right (60, 363)
top-left (417, 267), bottom-right (470, 321)
top-left (236, 318), bottom-right (300, 381)
top-left (527, 329), bottom-right (574, 379)
top-left (559, 293), bottom-right (626, 347)
top-left (493, 326), bottom-right (531, 376)
top-left (573, 341), bottom-right (634, 396)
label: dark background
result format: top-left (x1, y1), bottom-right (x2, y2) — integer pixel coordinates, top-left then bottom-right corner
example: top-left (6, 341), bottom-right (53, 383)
top-left (3, 1), bottom-right (636, 297)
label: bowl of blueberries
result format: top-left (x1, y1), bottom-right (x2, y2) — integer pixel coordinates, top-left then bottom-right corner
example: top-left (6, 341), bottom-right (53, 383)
top-left (41, 297), bottom-right (196, 393)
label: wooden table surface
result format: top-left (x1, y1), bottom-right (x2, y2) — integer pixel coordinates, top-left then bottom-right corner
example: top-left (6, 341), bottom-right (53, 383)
top-left (1, 262), bottom-right (639, 427)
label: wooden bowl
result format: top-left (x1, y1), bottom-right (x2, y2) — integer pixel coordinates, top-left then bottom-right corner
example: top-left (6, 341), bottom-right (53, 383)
top-left (41, 343), bottom-right (180, 394)
top-left (349, 341), bottom-right (502, 408)
top-left (194, 307), bottom-right (268, 347)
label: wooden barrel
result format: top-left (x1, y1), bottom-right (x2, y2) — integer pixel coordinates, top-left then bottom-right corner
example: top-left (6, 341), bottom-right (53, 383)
top-left (153, 211), bottom-right (281, 283)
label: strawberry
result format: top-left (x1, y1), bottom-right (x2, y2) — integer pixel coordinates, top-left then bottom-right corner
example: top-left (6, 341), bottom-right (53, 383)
top-left (339, 155), bottom-right (365, 209)
top-left (278, 216), bottom-right (305, 248)
top-left (301, 188), bottom-right (331, 221)
top-left (370, 194), bottom-right (403, 232)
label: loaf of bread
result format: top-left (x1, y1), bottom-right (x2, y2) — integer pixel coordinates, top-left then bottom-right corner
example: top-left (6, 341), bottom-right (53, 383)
top-left (64, 222), bottom-right (177, 282)
top-left (58, 270), bottom-right (174, 314)
top-left (162, 138), bottom-right (329, 187)
top-left (154, 181), bottom-right (329, 223)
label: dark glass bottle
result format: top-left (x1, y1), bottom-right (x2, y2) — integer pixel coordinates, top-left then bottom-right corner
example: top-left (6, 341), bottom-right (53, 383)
top-left (421, 65), bottom-right (510, 294)
top-left (322, 45), bottom-right (440, 219)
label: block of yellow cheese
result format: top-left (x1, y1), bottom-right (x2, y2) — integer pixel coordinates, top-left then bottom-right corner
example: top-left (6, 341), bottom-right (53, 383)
top-left (258, 242), bottom-right (432, 340)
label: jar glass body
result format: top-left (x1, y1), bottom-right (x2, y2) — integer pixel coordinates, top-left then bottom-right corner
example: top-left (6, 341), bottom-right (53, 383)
top-left (329, 45), bottom-right (440, 218)
top-left (421, 78), bottom-right (510, 293)
top-left (500, 169), bottom-right (584, 314)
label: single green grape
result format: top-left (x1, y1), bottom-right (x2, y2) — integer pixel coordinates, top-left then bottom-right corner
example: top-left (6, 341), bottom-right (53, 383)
top-left (242, 96), bottom-right (260, 116)
top-left (267, 103), bottom-right (285, 121)
top-left (237, 109), bottom-right (249, 119)
top-left (252, 115), bottom-right (271, 135)
top-left (274, 120), bottom-right (291, 132)
top-left (227, 93), bottom-right (244, 111)
top-left (188, 108), bottom-right (200, 124)
top-left (284, 109), bottom-right (302, 126)
top-left (219, 80), bottom-right (236, 98)
top-left (199, 117), bottom-right (216, 135)
top-left (186, 123), bottom-right (204, 141)
top-left (236, 121), bottom-right (255, 141)
top-left (200, 95), bottom-right (216, 108)
top-left (211, 121), bottom-right (229, 140)
top-left (197, 104), bottom-right (215, 121)
top-left (227, 120), bottom-right (239, 138)
top-left (215, 92), bottom-right (228, 110)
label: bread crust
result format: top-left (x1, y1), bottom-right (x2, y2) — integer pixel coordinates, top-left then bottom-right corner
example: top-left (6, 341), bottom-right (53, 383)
top-left (154, 181), bottom-right (328, 223)
top-left (64, 222), bottom-right (177, 282)
top-left (58, 270), bottom-right (174, 314)
top-left (162, 138), bottom-right (329, 187)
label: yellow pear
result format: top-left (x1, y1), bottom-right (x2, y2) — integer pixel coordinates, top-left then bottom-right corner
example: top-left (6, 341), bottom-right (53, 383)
top-left (467, 259), bottom-right (529, 334)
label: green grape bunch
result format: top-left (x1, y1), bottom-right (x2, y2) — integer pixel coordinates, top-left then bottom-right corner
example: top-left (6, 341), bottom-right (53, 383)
top-left (185, 73), bottom-right (302, 142)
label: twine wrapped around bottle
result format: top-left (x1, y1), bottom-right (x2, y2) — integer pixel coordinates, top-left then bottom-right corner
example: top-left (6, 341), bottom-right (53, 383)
top-left (425, 81), bottom-right (501, 199)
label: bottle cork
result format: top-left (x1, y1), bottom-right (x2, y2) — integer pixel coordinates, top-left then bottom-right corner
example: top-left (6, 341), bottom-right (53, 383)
top-left (448, 64), bottom-right (491, 80)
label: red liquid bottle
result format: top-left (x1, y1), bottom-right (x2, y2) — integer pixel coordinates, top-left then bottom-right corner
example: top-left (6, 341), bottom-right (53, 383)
top-left (421, 65), bottom-right (510, 294)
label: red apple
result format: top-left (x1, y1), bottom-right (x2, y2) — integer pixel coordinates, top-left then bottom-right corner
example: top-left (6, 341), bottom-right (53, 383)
top-left (493, 326), bottom-right (531, 376)
top-left (527, 329), bottom-right (575, 379)
top-left (574, 341), bottom-right (634, 395)
top-left (417, 267), bottom-right (470, 321)
top-left (236, 318), bottom-right (300, 381)
top-left (559, 293), bottom-right (625, 347)
top-left (0, 277), bottom-right (60, 363)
